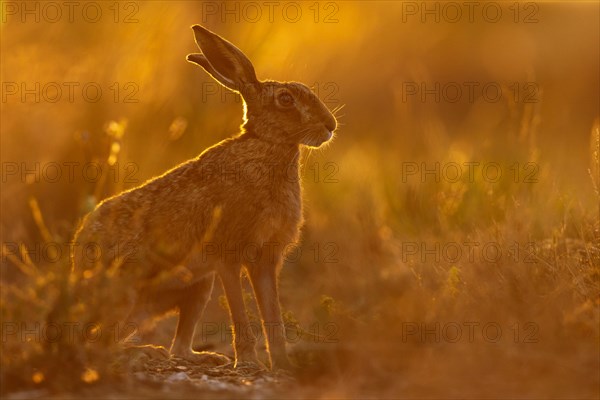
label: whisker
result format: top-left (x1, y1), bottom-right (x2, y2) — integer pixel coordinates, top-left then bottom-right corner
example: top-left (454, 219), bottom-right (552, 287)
top-left (331, 104), bottom-right (346, 115)
top-left (289, 127), bottom-right (312, 139)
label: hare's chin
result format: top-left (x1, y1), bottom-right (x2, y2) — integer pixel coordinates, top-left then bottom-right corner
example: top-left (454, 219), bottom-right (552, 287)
top-left (303, 130), bottom-right (334, 148)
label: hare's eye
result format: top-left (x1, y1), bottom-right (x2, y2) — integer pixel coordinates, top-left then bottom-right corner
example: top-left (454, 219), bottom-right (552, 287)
top-left (277, 92), bottom-right (294, 107)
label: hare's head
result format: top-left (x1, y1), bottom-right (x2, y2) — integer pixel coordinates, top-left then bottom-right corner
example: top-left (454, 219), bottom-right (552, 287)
top-left (187, 25), bottom-right (337, 148)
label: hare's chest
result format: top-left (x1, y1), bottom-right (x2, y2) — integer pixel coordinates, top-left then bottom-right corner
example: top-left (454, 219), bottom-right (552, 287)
top-left (253, 184), bottom-right (303, 245)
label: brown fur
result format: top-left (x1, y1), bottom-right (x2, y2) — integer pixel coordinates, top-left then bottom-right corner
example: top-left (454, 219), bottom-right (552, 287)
top-left (71, 25), bottom-right (337, 370)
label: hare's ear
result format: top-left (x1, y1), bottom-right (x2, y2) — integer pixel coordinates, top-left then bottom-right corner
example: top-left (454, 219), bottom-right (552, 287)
top-left (187, 53), bottom-right (237, 88)
top-left (188, 25), bottom-right (258, 95)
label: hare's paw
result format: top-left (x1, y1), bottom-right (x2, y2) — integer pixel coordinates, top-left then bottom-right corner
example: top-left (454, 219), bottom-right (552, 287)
top-left (270, 355), bottom-right (296, 372)
top-left (116, 344), bottom-right (170, 372)
top-left (234, 360), bottom-right (268, 371)
top-left (234, 353), bottom-right (267, 370)
top-left (173, 350), bottom-right (231, 366)
top-left (123, 344), bottom-right (170, 361)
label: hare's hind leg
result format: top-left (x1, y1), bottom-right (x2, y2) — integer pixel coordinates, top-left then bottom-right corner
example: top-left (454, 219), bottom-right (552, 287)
top-left (170, 272), bottom-right (230, 366)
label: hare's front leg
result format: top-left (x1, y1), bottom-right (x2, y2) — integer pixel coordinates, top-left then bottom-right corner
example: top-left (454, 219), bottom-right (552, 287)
top-left (219, 265), bottom-right (261, 367)
top-left (170, 272), bottom-right (230, 366)
top-left (248, 255), bottom-right (293, 370)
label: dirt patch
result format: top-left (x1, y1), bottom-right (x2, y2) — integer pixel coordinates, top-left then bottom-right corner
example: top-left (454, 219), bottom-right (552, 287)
top-left (5, 357), bottom-right (298, 399)
top-left (137, 357), bottom-right (296, 395)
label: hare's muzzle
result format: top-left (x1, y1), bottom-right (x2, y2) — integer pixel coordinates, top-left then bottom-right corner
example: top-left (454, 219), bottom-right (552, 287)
top-left (325, 118), bottom-right (337, 133)
top-left (313, 124), bottom-right (335, 147)
top-left (323, 115), bottom-right (337, 141)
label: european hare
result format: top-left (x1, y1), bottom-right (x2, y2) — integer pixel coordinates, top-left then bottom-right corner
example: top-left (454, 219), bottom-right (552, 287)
top-left (72, 25), bottom-right (337, 370)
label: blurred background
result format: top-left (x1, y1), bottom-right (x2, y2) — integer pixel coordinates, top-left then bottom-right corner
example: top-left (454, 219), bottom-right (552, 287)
top-left (1, 1), bottom-right (599, 398)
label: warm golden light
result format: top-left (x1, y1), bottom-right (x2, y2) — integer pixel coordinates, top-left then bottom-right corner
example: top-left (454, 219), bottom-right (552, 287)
top-left (1, 1), bottom-right (598, 399)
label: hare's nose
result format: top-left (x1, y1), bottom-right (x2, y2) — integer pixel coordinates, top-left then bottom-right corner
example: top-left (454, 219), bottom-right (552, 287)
top-left (325, 116), bottom-right (337, 132)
